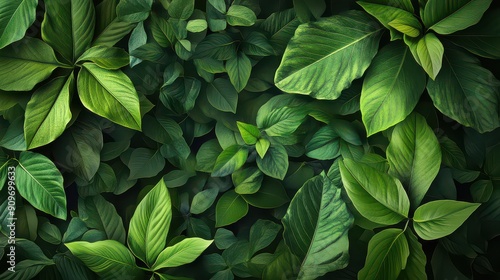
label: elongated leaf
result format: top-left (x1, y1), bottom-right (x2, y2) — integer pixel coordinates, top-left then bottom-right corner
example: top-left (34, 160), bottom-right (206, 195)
top-left (116, 0), bottom-right (153, 23)
top-left (42, 0), bottom-right (95, 62)
top-left (282, 174), bottom-right (353, 279)
top-left (387, 113), bottom-right (441, 208)
top-left (152, 238), bottom-right (213, 269)
top-left (422, 0), bottom-right (492, 35)
top-left (168, 0), bottom-right (194, 20)
top-left (358, 228), bottom-right (409, 280)
top-left (207, 78), bottom-right (238, 113)
top-left (77, 46), bottom-right (129, 70)
top-left (416, 33), bottom-right (444, 80)
top-left (0, 37), bottom-right (62, 91)
top-left (24, 75), bottom-right (74, 149)
top-left (236, 122), bottom-right (260, 145)
top-left (215, 190), bottom-right (248, 227)
top-left (242, 31), bottom-right (274, 56)
top-left (275, 11), bottom-right (383, 100)
top-left (0, 0), bottom-right (37, 49)
top-left (66, 240), bottom-right (144, 280)
top-left (127, 148), bottom-right (165, 180)
top-left (398, 229), bottom-right (427, 280)
top-left (261, 8), bottom-right (300, 54)
top-left (226, 52), bottom-right (251, 92)
top-left (15, 151), bottom-right (66, 220)
top-left (128, 179), bottom-right (171, 266)
top-left (361, 42), bottom-right (425, 136)
top-left (0, 260), bottom-right (52, 280)
top-left (78, 63), bottom-right (142, 130)
top-left (339, 158), bottom-right (410, 225)
top-left (190, 188), bottom-right (219, 214)
top-left (305, 125), bottom-right (340, 160)
top-left (293, 0), bottom-right (325, 22)
top-left (427, 48), bottom-right (500, 133)
top-left (256, 144), bottom-right (288, 180)
top-left (212, 145), bottom-right (248, 177)
top-left (232, 167), bottom-right (263, 194)
top-left (413, 200), bottom-right (480, 240)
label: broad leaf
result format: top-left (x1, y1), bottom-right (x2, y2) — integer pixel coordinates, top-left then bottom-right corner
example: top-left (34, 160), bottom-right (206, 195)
top-left (413, 200), bottom-right (480, 240)
top-left (66, 240), bottom-right (144, 280)
top-left (427, 48), bottom-right (500, 133)
top-left (241, 178), bottom-right (289, 209)
top-left (152, 238), bottom-right (213, 269)
top-left (226, 52), bottom-right (251, 92)
top-left (226, 5), bottom-right (256, 26)
top-left (398, 229), bottom-right (427, 280)
top-left (282, 174), bottom-right (353, 279)
top-left (207, 78), bottom-right (238, 113)
top-left (77, 46), bottom-right (129, 70)
top-left (242, 31), bottom-right (274, 56)
top-left (15, 151), bottom-right (67, 220)
top-left (116, 0), bottom-right (153, 23)
top-left (261, 8), bottom-right (300, 54)
top-left (127, 148), bottom-right (165, 180)
top-left (168, 0), bottom-right (194, 20)
top-left (190, 188), bottom-right (219, 214)
top-left (275, 11), bottom-right (383, 100)
top-left (212, 145), bottom-right (248, 177)
top-left (256, 144), bottom-right (288, 180)
top-left (249, 220), bottom-right (282, 255)
top-left (416, 33), bottom-right (444, 80)
top-left (361, 42), bottom-right (425, 136)
top-left (0, 0), bottom-right (38, 49)
top-left (305, 125), bottom-right (340, 160)
top-left (236, 122), bottom-right (260, 145)
top-left (215, 190), bottom-right (248, 227)
top-left (339, 159), bottom-right (410, 225)
top-left (128, 179), bottom-right (171, 266)
top-left (293, 0), bottom-right (325, 22)
top-left (232, 167), bottom-right (263, 194)
top-left (387, 113), bottom-right (441, 208)
top-left (78, 63), bottom-right (142, 130)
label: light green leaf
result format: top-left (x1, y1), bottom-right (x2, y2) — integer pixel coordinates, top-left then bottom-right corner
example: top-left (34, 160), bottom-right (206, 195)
top-left (79, 195), bottom-right (126, 243)
top-left (0, 37), bottom-right (62, 91)
top-left (116, 0), bottom-right (153, 23)
top-left (207, 78), bottom-right (238, 113)
top-left (422, 0), bottom-right (492, 35)
top-left (153, 238), bottom-right (212, 269)
top-left (255, 138), bottom-right (270, 158)
top-left (215, 190), bottom-right (248, 227)
top-left (190, 188), bottom-right (219, 214)
top-left (305, 125), bottom-right (340, 160)
top-left (387, 113), bottom-right (442, 208)
top-left (258, 107), bottom-right (308, 137)
top-left (275, 11), bottom-right (383, 100)
top-left (427, 48), bottom-right (500, 133)
top-left (66, 240), bottom-right (144, 280)
top-left (339, 158), bottom-right (410, 225)
top-left (236, 122), bottom-right (260, 145)
top-left (128, 179), bottom-right (171, 266)
top-left (77, 63), bottom-right (142, 130)
top-left (226, 52), bottom-right (251, 92)
top-left (413, 200), bottom-right (480, 240)
top-left (77, 46), bottom-right (129, 70)
top-left (293, 0), bottom-right (325, 22)
top-left (232, 167), bottom-right (263, 195)
top-left (24, 74), bottom-right (74, 149)
top-left (388, 19), bottom-right (421, 38)
top-left (0, 0), bottom-right (38, 49)
top-left (358, 228), bottom-right (409, 280)
top-left (187, 19), bottom-right (208, 33)
top-left (226, 5), bottom-right (256, 26)
top-left (15, 151), bottom-right (66, 220)
top-left (168, 0), bottom-right (194, 20)
top-left (42, 0), bottom-right (95, 62)
top-left (212, 145), bottom-right (248, 177)
top-left (127, 148), bottom-right (165, 180)
top-left (416, 33), bottom-right (444, 80)
top-left (398, 229), bottom-right (427, 280)
top-left (282, 174), bottom-right (353, 279)
top-left (256, 144), bottom-right (288, 180)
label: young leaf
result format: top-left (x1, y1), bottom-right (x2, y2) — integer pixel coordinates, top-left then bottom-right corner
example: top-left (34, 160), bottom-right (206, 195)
top-left (236, 122), bottom-right (260, 145)
top-left (358, 228), bottom-right (409, 280)
top-left (15, 151), bottom-right (67, 220)
top-left (152, 238), bottom-right (213, 270)
top-left (226, 52), bottom-right (252, 92)
top-left (207, 78), bottom-right (238, 113)
top-left (416, 33), bottom-right (444, 80)
top-left (388, 19), bottom-right (421, 38)
top-left (255, 138), bottom-right (270, 158)
top-left (413, 200), bottom-right (480, 240)
top-left (187, 19), bottom-right (208, 33)
top-left (339, 158), bottom-right (410, 225)
top-left (212, 145), bottom-right (248, 177)
top-left (0, 0), bottom-right (37, 49)
top-left (256, 144), bottom-right (288, 180)
top-left (215, 190), bottom-right (248, 227)
top-left (282, 174), bottom-right (353, 279)
top-left (128, 179), bottom-right (171, 266)
top-left (275, 11), bottom-right (383, 100)
top-left (226, 5), bottom-right (257, 26)
top-left (66, 240), bottom-right (144, 279)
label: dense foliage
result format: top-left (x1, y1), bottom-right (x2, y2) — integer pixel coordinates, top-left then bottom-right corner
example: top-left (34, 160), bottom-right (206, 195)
top-left (0, 0), bottom-right (500, 279)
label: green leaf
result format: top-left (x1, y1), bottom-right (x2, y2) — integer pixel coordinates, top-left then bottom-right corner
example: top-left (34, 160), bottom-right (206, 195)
top-left (15, 151), bottom-right (66, 220)
top-left (256, 144), bottom-right (288, 180)
top-left (0, 260), bottom-right (52, 280)
top-left (187, 19), bottom-right (208, 33)
top-left (282, 174), bottom-right (353, 279)
top-left (358, 228), bottom-right (409, 280)
top-left (152, 237), bottom-right (213, 269)
top-left (241, 178), bottom-right (289, 209)
top-left (0, 37), bottom-right (62, 91)
top-left (78, 163), bottom-right (116, 196)
top-left (388, 19), bottom-right (421, 38)
top-left (339, 158), bottom-right (410, 225)
top-left (24, 74), bottom-right (74, 149)
top-left (190, 188), bottom-right (219, 214)
top-left (214, 228), bottom-right (238, 250)
top-left (232, 167), bottom-right (263, 194)
top-left (305, 125), bottom-right (340, 160)
top-left (226, 5), bottom-right (256, 26)
top-left (194, 33), bottom-right (236, 60)
top-left (261, 8), bottom-right (300, 55)
top-left (116, 0), bottom-right (153, 23)
top-left (196, 139), bottom-right (222, 172)
top-left (168, 0), bottom-right (194, 20)
top-left (215, 190), bottom-right (248, 227)
top-left (0, 0), bottom-right (37, 49)
top-left (160, 77), bottom-right (201, 115)
top-left (427, 48), bottom-right (500, 133)
top-left (212, 145), bottom-right (248, 177)
top-left (416, 33), bottom-right (444, 80)
top-left (249, 220), bottom-right (282, 254)
top-left (128, 179), bottom-right (171, 266)
top-left (398, 229), bottom-right (427, 280)
top-left (236, 122), bottom-right (260, 145)
top-left (386, 113), bottom-right (442, 208)
top-left (470, 180), bottom-right (493, 203)
top-left (42, 0), bottom-right (95, 62)
top-left (242, 32), bottom-right (274, 56)
top-left (93, 1), bottom-right (136, 47)
top-left (293, 0), bottom-right (326, 23)
top-left (77, 46), bottom-right (129, 70)
top-left (226, 52), bottom-right (251, 92)
top-left (65, 240), bottom-right (144, 280)
top-left (127, 148), bottom-right (165, 180)
top-left (263, 243), bottom-right (301, 280)
top-left (77, 63), bottom-right (142, 130)
top-left (422, 0), bottom-right (492, 35)
top-left (79, 195), bottom-right (126, 243)
top-left (413, 200), bottom-right (480, 240)
top-left (53, 252), bottom-right (96, 280)
top-left (258, 107), bottom-right (308, 137)
top-left (275, 11), bottom-right (383, 100)
top-left (255, 138), bottom-right (270, 158)
top-left (207, 78), bottom-right (238, 113)
top-left (361, 42), bottom-right (426, 135)
top-left (38, 221), bottom-right (62, 245)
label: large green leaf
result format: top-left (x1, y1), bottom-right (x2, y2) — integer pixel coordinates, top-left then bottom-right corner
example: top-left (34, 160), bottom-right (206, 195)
top-left (422, 0), bottom-right (492, 35)
top-left (77, 63), bottom-right (142, 130)
top-left (0, 37), bottom-right (62, 91)
top-left (260, 8), bottom-right (300, 55)
top-left (361, 41), bottom-right (425, 136)
top-left (24, 74), bottom-right (74, 149)
top-left (42, 0), bottom-right (95, 62)
top-left (168, 0), bottom-right (194, 20)
top-left (427, 48), bottom-right (500, 133)
top-left (152, 237), bottom-right (213, 269)
top-left (93, 0), bottom-right (136, 47)
top-left (282, 174), bottom-right (353, 279)
top-left (386, 113), bottom-right (441, 208)
top-left (275, 10), bottom-right (383, 100)
top-left (215, 190), bottom-right (248, 227)
top-left (305, 125), bottom-right (340, 160)
top-left (415, 33), bottom-right (444, 80)
top-left (207, 78), bottom-right (238, 113)
top-left (358, 228), bottom-right (409, 280)
top-left (226, 5), bottom-right (256, 26)
top-left (226, 52), bottom-right (251, 92)
top-left (256, 143), bottom-right (288, 180)
top-left (398, 229), bottom-right (427, 280)
top-left (339, 158), bottom-right (410, 225)
top-left (15, 151), bottom-right (67, 220)
top-left (128, 179), bottom-right (171, 266)
top-left (413, 200), bottom-right (480, 240)
top-left (77, 46), bottom-right (130, 70)
top-left (66, 240), bottom-right (144, 280)
top-left (212, 145), bottom-right (248, 177)
top-left (0, 0), bottom-right (37, 49)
